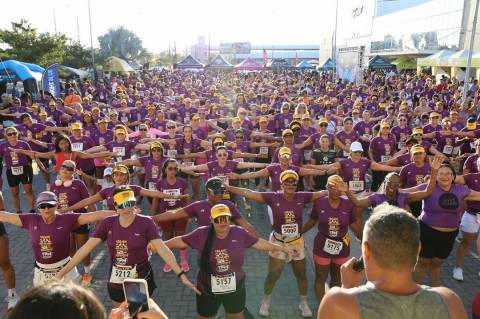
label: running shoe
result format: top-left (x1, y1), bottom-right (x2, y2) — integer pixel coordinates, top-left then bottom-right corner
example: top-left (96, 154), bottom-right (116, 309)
top-left (299, 302), bottom-right (312, 317)
top-left (181, 260), bottom-right (190, 272)
top-left (7, 291), bottom-right (19, 309)
top-left (452, 267), bottom-right (464, 281)
top-left (259, 300), bottom-right (270, 317)
top-left (80, 274), bottom-right (93, 287)
top-left (163, 264), bottom-right (172, 273)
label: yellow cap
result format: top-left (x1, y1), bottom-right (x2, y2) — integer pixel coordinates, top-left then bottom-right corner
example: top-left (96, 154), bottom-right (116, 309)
top-left (380, 122), bottom-right (390, 129)
top-left (280, 169), bottom-right (299, 183)
top-left (109, 110), bottom-right (118, 116)
top-left (468, 122), bottom-right (477, 130)
top-left (112, 164), bottom-right (129, 175)
top-left (113, 189), bottom-right (136, 207)
top-left (442, 117), bottom-right (451, 124)
top-left (293, 114), bottom-right (302, 120)
top-left (114, 128), bottom-right (126, 135)
top-left (279, 146), bottom-right (292, 157)
top-left (318, 118), bottom-right (328, 125)
top-left (91, 107), bottom-right (100, 113)
top-left (259, 116), bottom-right (268, 123)
top-left (210, 203), bottom-right (232, 219)
top-left (31, 103), bottom-right (39, 109)
top-left (412, 128), bottom-right (423, 135)
top-left (302, 114), bottom-right (311, 120)
top-left (327, 174), bottom-right (344, 186)
top-left (411, 144), bottom-right (425, 154)
top-left (39, 111), bottom-right (47, 116)
top-left (98, 117), bottom-right (109, 123)
top-left (290, 122), bottom-right (301, 130)
top-left (232, 117), bottom-right (241, 124)
top-left (150, 141), bottom-right (162, 150)
top-left (192, 114), bottom-right (200, 121)
top-left (212, 136), bottom-right (224, 145)
top-left (70, 122), bottom-right (83, 130)
top-left (352, 109), bottom-right (360, 114)
top-left (429, 112), bottom-right (440, 118)
top-left (379, 102), bottom-right (386, 109)
top-left (450, 110), bottom-right (458, 115)
top-left (282, 129), bottom-right (293, 137)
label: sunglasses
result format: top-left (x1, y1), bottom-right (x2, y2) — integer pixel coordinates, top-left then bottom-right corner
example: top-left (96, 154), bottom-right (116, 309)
top-left (213, 216), bottom-right (230, 224)
top-left (217, 153), bottom-right (228, 157)
top-left (6, 132), bottom-right (17, 137)
top-left (209, 188), bottom-right (225, 195)
top-left (151, 147), bottom-right (163, 152)
top-left (139, 128), bottom-right (148, 131)
top-left (115, 200), bottom-right (136, 209)
top-left (319, 124), bottom-right (328, 127)
top-left (235, 135), bottom-right (244, 139)
top-left (167, 126), bottom-right (175, 129)
top-left (282, 181), bottom-right (298, 186)
top-left (414, 134), bottom-right (422, 137)
top-left (61, 164), bottom-right (75, 171)
top-left (167, 166), bottom-right (178, 171)
top-left (38, 203), bottom-right (56, 209)
top-left (213, 143), bottom-right (223, 147)
top-left (399, 119), bottom-right (407, 122)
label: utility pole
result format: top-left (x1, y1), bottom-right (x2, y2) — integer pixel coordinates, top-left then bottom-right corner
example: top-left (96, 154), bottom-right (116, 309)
top-left (463, 0), bottom-right (480, 104)
top-left (87, 0), bottom-right (96, 81)
top-left (76, 15), bottom-right (81, 43)
top-left (53, 9), bottom-right (57, 34)
top-left (332, 0), bottom-right (339, 80)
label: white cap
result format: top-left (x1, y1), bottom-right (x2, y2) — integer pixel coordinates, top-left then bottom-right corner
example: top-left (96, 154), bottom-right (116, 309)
top-left (350, 141), bottom-right (363, 153)
top-left (103, 167), bottom-right (113, 177)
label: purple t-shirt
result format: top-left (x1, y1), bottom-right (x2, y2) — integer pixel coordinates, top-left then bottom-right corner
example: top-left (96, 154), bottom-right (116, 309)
top-left (335, 130), bottom-right (359, 157)
top-left (272, 147), bottom-right (304, 166)
top-left (396, 153), bottom-right (412, 166)
top-left (99, 185), bottom-right (142, 210)
top-left (138, 156), bottom-right (168, 184)
top-left (69, 135), bottom-right (95, 171)
top-left (339, 158), bottom-right (372, 191)
top-left (93, 214), bottom-right (160, 265)
top-left (206, 160), bottom-right (239, 179)
top-left (266, 164), bottom-right (300, 192)
top-left (399, 162), bottom-right (431, 188)
top-left (0, 140), bottom-right (32, 168)
top-left (310, 197), bottom-right (355, 258)
top-left (261, 192), bottom-right (313, 234)
top-left (182, 225), bottom-right (258, 294)
top-left (463, 173), bottom-right (480, 215)
top-left (156, 177), bottom-right (188, 212)
top-left (420, 184), bottom-right (471, 228)
top-left (91, 130), bottom-right (114, 146)
top-left (463, 154), bottom-right (479, 173)
top-left (18, 123), bottom-right (48, 151)
top-left (105, 140), bottom-right (136, 161)
top-left (369, 136), bottom-right (396, 162)
top-left (391, 126), bottom-right (412, 149)
top-left (183, 200), bottom-right (242, 226)
top-left (20, 213), bottom-right (81, 263)
top-left (367, 192), bottom-right (409, 209)
top-left (50, 179), bottom-right (90, 214)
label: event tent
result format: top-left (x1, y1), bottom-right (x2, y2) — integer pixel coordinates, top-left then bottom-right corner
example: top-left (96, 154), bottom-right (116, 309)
top-left (205, 55), bottom-right (233, 70)
top-left (0, 60), bottom-right (44, 95)
top-left (317, 58), bottom-right (334, 70)
top-left (103, 56), bottom-right (135, 72)
top-left (308, 59), bottom-right (319, 66)
top-left (234, 58), bottom-right (263, 71)
top-left (174, 55), bottom-right (204, 70)
top-left (266, 59), bottom-right (291, 69)
top-left (447, 49), bottom-right (470, 67)
top-left (391, 57), bottom-right (417, 70)
top-left (296, 60), bottom-right (315, 69)
top-left (417, 50), bottom-right (455, 67)
top-left (365, 55), bottom-right (395, 70)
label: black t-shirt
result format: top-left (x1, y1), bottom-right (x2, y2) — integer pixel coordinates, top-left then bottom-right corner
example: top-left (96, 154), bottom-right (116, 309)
top-left (311, 148), bottom-right (337, 190)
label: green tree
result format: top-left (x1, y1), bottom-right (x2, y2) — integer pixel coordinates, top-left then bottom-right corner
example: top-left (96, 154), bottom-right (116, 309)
top-left (97, 26), bottom-right (150, 63)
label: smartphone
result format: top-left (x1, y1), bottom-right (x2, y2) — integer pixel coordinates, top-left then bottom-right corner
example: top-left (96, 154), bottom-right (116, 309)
top-left (353, 257), bottom-right (364, 272)
top-left (123, 279), bottom-right (149, 318)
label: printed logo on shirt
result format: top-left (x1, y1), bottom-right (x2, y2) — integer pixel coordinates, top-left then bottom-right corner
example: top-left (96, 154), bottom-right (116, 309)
top-left (415, 175), bottom-right (425, 185)
top-left (115, 240), bottom-right (128, 264)
top-left (328, 217), bottom-right (340, 237)
top-left (214, 249), bottom-right (231, 272)
top-left (39, 235), bottom-right (53, 259)
top-left (438, 193), bottom-right (460, 211)
top-left (284, 211), bottom-right (296, 224)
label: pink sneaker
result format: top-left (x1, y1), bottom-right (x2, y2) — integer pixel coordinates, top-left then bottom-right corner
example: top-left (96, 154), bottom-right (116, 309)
top-left (181, 260), bottom-right (190, 272)
top-left (163, 264), bottom-right (171, 273)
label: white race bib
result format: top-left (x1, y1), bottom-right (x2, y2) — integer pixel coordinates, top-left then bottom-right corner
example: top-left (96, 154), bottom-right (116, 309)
top-left (336, 125), bottom-right (344, 132)
top-left (148, 182), bottom-right (157, 190)
top-left (217, 175), bottom-right (229, 185)
top-left (443, 145), bottom-right (453, 155)
top-left (182, 161), bottom-right (195, 167)
top-left (398, 141), bottom-right (406, 149)
top-left (71, 143), bottom-right (84, 151)
top-left (281, 223), bottom-right (299, 238)
top-left (323, 238), bottom-right (343, 255)
top-left (113, 147), bottom-right (125, 157)
top-left (109, 264), bottom-right (137, 284)
top-left (381, 155), bottom-right (391, 162)
top-left (11, 166), bottom-right (23, 176)
top-left (234, 157), bottom-right (244, 162)
top-left (163, 188), bottom-right (180, 206)
top-left (304, 150), bottom-right (312, 161)
top-left (259, 146), bottom-right (269, 155)
top-left (166, 149), bottom-right (178, 158)
top-left (34, 266), bottom-right (61, 285)
top-left (349, 180), bottom-right (364, 191)
top-left (211, 273), bottom-right (236, 294)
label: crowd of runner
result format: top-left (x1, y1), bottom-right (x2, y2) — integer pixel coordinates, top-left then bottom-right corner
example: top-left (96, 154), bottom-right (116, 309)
top-left (0, 69), bottom-right (479, 318)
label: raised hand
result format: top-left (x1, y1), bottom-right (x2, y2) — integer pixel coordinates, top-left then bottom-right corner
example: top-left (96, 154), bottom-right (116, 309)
top-left (429, 155), bottom-right (444, 170)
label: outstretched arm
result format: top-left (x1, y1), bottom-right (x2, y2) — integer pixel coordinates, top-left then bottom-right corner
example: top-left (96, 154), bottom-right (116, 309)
top-left (224, 185), bottom-right (265, 203)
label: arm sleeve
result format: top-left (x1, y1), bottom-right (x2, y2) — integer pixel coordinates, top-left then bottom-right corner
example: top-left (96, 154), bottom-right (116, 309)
top-left (241, 227), bottom-right (259, 248)
top-left (145, 217), bottom-right (161, 241)
top-left (91, 218), bottom-right (109, 241)
top-left (181, 227), bottom-right (204, 250)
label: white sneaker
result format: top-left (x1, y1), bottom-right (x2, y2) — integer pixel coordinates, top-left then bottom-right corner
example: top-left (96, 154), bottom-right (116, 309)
top-left (259, 300), bottom-right (270, 317)
top-left (7, 292), bottom-right (19, 309)
top-left (452, 267), bottom-right (464, 281)
top-left (299, 302), bottom-right (312, 317)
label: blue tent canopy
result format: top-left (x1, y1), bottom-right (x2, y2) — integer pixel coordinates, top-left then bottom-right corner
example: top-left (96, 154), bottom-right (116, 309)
top-left (318, 58), bottom-right (334, 70)
top-left (296, 60), bottom-right (315, 69)
top-left (0, 60), bottom-right (44, 81)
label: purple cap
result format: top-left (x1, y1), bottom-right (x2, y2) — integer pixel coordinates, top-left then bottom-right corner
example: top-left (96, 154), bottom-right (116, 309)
top-left (36, 191), bottom-right (58, 206)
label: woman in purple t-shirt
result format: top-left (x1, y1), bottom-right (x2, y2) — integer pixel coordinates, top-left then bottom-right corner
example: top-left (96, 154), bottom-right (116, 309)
top-left (58, 186), bottom-right (199, 305)
top-left (166, 204), bottom-right (287, 318)
top-left (414, 163), bottom-right (480, 287)
top-left (226, 170), bottom-right (327, 317)
top-left (368, 122), bottom-right (397, 191)
top-left (0, 191), bottom-right (113, 287)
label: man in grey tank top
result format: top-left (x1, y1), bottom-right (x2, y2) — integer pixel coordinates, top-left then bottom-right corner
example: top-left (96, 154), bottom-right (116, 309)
top-left (318, 203), bottom-right (467, 319)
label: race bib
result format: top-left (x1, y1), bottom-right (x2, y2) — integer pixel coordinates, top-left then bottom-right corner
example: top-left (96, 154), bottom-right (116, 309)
top-left (11, 166), bottom-right (23, 176)
top-left (217, 175), bottom-right (229, 185)
top-left (336, 125), bottom-right (344, 132)
top-left (148, 182), bottom-right (157, 190)
top-left (281, 223), bottom-right (299, 238)
top-left (109, 264), bottom-right (137, 284)
top-left (452, 146), bottom-right (460, 155)
top-left (304, 150), bottom-right (312, 161)
top-left (259, 146), bottom-right (269, 155)
top-left (349, 180), bottom-right (364, 191)
top-left (182, 161), bottom-right (195, 167)
top-left (234, 157), bottom-right (244, 163)
top-left (166, 149), bottom-right (178, 158)
top-left (34, 266), bottom-right (61, 285)
top-left (323, 238), bottom-right (343, 255)
top-left (71, 143), bottom-right (84, 151)
top-left (121, 116), bottom-right (129, 123)
top-left (443, 145), bottom-right (453, 155)
top-left (381, 155), bottom-right (391, 162)
top-left (211, 273), bottom-right (236, 294)
top-left (113, 147), bottom-right (125, 157)
top-left (398, 141), bottom-right (406, 149)
top-left (163, 188), bottom-right (180, 206)
top-left (471, 142), bottom-right (476, 149)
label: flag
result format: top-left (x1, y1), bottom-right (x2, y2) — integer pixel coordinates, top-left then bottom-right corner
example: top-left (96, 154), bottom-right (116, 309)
top-left (42, 63), bottom-right (61, 97)
top-left (263, 49), bottom-right (267, 67)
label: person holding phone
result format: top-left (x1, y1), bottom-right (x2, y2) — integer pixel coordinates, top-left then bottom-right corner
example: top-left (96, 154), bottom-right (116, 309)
top-left (57, 186), bottom-right (199, 306)
top-left (0, 191), bottom-right (115, 287)
top-left (165, 203), bottom-right (288, 319)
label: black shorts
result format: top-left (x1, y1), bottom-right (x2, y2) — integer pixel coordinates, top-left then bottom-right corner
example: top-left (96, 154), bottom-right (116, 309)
top-left (0, 223), bottom-right (6, 236)
top-left (72, 224), bottom-right (90, 234)
top-left (39, 157), bottom-right (50, 169)
top-left (6, 165), bottom-right (33, 187)
top-left (107, 262), bottom-right (156, 303)
top-left (419, 221), bottom-right (458, 259)
top-left (82, 168), bottom-right (96, 177)
top-left (196, 284), bottom-right (246, 317)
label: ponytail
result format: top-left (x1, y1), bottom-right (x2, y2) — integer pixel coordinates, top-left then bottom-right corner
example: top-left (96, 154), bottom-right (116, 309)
top-left (199, 225), bottom-right (215, 276)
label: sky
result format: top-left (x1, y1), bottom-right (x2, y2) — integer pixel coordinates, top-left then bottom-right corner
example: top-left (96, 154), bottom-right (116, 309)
top-left (1, 0), bottom-right (338, 53)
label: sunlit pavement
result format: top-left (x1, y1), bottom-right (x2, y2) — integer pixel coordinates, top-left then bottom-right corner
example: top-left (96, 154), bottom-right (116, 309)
top-left (0, 172), bottom-right (479, 318)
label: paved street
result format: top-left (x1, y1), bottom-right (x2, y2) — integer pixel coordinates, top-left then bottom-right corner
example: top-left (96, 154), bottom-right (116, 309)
top-left (0, 171), bottom-right (479, 318)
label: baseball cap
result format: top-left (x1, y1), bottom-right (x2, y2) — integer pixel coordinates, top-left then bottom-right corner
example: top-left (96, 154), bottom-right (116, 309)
top-left (282, 129), bottom-right (293, 137)
top-left (280, 169), bottom-right (299, 183)
top-left (411, 144), bottom-right (425, 155)
top-left (112, 164), bottom-right (129, 175)
top-left (232, 117), bottom-right (241, 124)
top-left (210, 204), bottom-right (232, 219)
top-left (412, 128), bottom-right (423, 135)
top-left (205, 177), bottom-right (226, 194)
top-left (318, 118), bottom-right (328, 125)
top-left (442, 117), bottom-right (451, 124)
top-left (103, 167), bottom-right (113, 177)
top-left (327, 174), bottom-right (344, 186)
top-left (36, 191), bottom-right (58, 207)
top-left (429, 112), bottom-right (440, 118)
top-left (350, 141), bottom-right (363, 153)
top-left (191, 114), bottom-right (200, 121)
top-left (278, 147), bottom-right (292, 157)
top-left (289, 121), bottom-right (301, 131)
top-left (70, 122), bottom-right (83, 130)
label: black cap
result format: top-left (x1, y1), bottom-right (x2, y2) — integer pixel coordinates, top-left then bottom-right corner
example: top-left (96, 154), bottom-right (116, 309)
top-left (205, 177), bottom-right (225, 191)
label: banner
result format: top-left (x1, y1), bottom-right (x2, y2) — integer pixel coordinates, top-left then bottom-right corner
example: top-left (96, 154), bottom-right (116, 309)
top-left (42, 63), bottom-right (60, 97)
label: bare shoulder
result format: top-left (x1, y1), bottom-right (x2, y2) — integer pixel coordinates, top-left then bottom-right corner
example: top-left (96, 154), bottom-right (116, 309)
top-left (430, 287), bottom-right (468, 319)
top-left (317, 287), bottom-right (360, 319)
